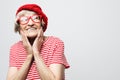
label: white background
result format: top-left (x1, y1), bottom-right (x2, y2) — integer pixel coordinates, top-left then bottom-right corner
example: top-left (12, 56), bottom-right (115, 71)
top-left (0, 0), bottom-right (120, 80)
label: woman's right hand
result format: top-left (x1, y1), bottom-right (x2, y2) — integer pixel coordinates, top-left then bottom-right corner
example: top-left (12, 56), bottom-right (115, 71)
top-left (20, 30), bottom-right (33, 56)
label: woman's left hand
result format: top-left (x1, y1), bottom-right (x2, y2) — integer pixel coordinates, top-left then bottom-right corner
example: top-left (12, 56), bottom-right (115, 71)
top-left (32, 28), bottom-right (44, 54)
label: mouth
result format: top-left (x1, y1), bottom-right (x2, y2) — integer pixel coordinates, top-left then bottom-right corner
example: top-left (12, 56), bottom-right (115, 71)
top-left (26, 27), bottom-right (37, 32)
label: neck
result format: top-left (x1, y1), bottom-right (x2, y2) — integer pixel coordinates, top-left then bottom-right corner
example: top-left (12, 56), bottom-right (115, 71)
top-left (27, 36), bottom-right (46, 46)
top-left (28, 37), bottom-right (36, 45)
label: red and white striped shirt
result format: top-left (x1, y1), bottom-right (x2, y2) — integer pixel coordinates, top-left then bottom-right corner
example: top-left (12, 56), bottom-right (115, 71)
top-left (9, 36), bottom-right (70, 80)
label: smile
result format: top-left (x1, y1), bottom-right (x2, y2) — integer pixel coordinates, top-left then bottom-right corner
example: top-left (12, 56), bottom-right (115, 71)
top-left (26, 27), bottom-right (37, 31)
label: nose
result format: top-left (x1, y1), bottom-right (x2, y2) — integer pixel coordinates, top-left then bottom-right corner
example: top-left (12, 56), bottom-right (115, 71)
top-left (27, 18), bottom-right (34, 26)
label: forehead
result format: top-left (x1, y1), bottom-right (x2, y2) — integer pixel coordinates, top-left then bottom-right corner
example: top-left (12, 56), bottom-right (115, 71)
top-left (17, 10), bottom-right (37, 17)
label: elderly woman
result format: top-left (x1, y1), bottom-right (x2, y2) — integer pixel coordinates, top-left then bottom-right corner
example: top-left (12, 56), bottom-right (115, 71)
top-left (7, 4), bottom-right (70, 80)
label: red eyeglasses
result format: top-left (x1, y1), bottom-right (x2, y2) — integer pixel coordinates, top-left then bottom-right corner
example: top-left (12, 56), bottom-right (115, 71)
top-left (17, 14), bottom-right (41, 25)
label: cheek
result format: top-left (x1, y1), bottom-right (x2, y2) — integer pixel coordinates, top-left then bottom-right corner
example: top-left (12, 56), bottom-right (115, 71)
top-left (36, 23), bottom-right (42, 29)
top-left (20, 25), bottom-right (26, 30)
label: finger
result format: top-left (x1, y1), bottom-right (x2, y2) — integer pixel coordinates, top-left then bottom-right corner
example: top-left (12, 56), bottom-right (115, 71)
top-left (20, 30), bottom-right (30, 46)
top-left (40, 29), bottom-right (44, 41)
top-left (20, 30), bottom-right (25, 41)
top-left (38, 28), bottom-right (43, 38)
top-left (20, 30), bottom-right (26, 41)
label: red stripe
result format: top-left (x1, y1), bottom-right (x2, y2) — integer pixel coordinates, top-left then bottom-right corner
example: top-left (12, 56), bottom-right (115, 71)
top-left (9, 36), bottom-right (70, 79)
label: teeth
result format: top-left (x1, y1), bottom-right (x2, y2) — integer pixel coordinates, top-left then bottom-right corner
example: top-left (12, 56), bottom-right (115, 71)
top-left (27, 28), bottom-right (36, 31)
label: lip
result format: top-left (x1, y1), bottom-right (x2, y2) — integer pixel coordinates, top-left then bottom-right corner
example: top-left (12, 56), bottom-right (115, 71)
top-left (26, 27), bottom-right (37, 30)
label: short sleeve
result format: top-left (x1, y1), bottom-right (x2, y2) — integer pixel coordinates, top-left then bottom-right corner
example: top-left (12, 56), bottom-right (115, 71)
top-left (9, 45), bottom-right (18, 67)
top-left (51, 39), bottom-right (70, 68)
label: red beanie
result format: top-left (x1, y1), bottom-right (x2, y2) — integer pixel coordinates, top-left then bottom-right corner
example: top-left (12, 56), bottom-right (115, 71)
top-left (16, 4), bottom-right (48, 32)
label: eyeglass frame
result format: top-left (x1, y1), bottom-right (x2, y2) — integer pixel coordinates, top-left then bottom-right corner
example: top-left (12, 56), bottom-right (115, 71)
top-left (17, 14), bottom-right (42, 25)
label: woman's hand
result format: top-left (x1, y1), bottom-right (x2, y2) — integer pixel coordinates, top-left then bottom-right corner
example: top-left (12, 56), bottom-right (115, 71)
top-left (32, 28), bottom-right (44, 54)
top-left (20, 28), bottom-right (44, 56)
top-left (20, 30), bottom-right (33, 56)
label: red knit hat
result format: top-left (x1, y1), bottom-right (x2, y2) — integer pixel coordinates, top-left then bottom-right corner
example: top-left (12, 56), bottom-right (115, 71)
top-left (16, 4), bottom-right (48, 32)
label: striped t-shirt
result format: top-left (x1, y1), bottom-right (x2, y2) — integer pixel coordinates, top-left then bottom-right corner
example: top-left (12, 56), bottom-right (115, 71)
top-left (9, 36), bottom-right (70, 79)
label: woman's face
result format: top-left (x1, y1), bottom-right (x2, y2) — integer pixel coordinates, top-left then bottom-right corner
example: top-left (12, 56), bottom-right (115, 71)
top-left (17, 10), bottom-right (42, 38)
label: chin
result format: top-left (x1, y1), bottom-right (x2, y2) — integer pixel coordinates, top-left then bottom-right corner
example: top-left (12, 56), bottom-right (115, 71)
top-left (27, 33), bottom-right (37, 38)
